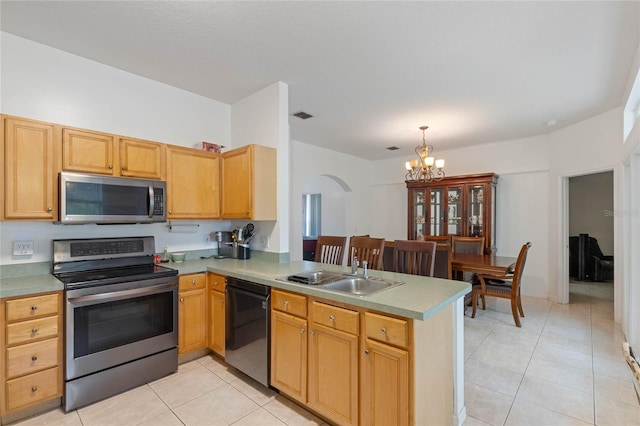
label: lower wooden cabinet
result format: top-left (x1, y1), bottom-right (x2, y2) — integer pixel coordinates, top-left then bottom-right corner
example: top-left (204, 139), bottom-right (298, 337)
top-left (1, 292), bottom-right (63, 416)
top-left (178, 274), bottom-right (207, 354)
top-left (361, 339), bottom-right (409, 426)
top-left (270, 291), bottom-right (410, 426)
top-left (207, 273), bottom-right (226, 356)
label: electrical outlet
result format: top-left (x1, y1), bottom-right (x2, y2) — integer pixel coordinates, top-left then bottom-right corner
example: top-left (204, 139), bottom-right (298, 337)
top-left (13, 240), bottom-right (34, 255)
top-left (260, 235), bottom-right (269, 248)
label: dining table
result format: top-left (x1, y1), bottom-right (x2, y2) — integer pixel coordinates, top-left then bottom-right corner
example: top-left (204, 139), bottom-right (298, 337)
top-left (450, 253), bottom-right (517, 276)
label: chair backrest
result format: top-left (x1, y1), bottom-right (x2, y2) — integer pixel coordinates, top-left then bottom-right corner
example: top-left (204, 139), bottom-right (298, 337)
top-left (314, 235), bottom-right (347, 265)
top-left (347, 236), bottom-right (386, 270)
top-left (510, 242), bottom-right (532, 295)
top-left (392, 240), bottom-right (437, 277)
top-left (451, 236), bottom-right (485, 255)
top-left (433, 242), bottom-right (452, 279)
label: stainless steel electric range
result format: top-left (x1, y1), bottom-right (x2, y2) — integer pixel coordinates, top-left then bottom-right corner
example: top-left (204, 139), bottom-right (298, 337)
top-left (52, 236), bottom-right (178, 412)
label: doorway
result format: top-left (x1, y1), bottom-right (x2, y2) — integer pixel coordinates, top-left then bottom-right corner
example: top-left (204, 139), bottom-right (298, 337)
top-left (567, 171), bottom-right (614, 306)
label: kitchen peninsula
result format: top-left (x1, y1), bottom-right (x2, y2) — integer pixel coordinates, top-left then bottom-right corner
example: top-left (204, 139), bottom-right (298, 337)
top-left (1, 257), bottom-right (469, 426)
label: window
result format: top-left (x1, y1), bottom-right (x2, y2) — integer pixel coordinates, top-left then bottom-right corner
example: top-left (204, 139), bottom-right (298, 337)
top-left (302, 193), bottom-right (321, 237)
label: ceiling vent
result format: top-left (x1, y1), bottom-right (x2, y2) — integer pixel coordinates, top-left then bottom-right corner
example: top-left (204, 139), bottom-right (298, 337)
top-left (292, 111), bottom-right (313, 119)
top-left (386, 146), bottom-right (400, 151)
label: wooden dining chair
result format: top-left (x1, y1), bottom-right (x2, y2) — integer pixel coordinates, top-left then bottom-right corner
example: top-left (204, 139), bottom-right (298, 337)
top-left (313, 235), bottom-right (347, 265)
top-left (432, 242), bottom-right (452, 279)
top-left (451, 236), bottom-right (485, 281)
top-left (392, 240), bottom-right (437, 277)
top-left (471, 242), bottom-right (532, 327)
top-left (347, 236), bottom-right (386, 270)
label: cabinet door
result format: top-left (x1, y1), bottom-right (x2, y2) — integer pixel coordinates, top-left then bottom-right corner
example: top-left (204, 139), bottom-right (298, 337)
top-left (445, 186), bottom-right (463, 236)
top-left (166, 146), bottom-right (220, 219)
top-left (207, 290), bottom-right (225, 356)
top-left (271, 310), bottom-right (307, 403)
top-left (178, 289), bottom-right (207, 354)
top-left (361, 339), bottom-right (409, 426)
top-left (221, 145), bottom-right (252, 219)
top-left (466, 184), bottom-right (485, 237)
top-left (62, 128), bottom-right (115, 175)
top-left (4, 117), bottom-right (57, 220)
top-left (119, 137), bottom-right (164, 179)
top-left (428, 187), bottom-right (445, 237)
top-left (308, 324), bottom-right (358, 426)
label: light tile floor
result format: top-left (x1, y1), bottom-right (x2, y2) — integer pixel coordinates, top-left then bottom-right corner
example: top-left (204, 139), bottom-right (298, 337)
top-left (13, 281), bottom-right (640, 426)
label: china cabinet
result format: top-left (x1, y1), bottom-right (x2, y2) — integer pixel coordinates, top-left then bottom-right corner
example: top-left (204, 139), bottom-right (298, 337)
top-left (406, 173), bottom-right (498, 254)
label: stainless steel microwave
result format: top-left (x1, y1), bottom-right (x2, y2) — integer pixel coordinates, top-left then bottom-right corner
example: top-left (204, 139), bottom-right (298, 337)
top-left (59, 172), bottom-right (166, 224)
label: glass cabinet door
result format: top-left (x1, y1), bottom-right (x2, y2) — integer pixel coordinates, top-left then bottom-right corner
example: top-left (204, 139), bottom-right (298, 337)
top-left (429, 188), bottom-right (444, 236)
top-left (467, 185), bottom-right (484, 237)
top-left (413, 189), bottom-right (427, 239)
top-left (446, 187), bottom-right (462, 236)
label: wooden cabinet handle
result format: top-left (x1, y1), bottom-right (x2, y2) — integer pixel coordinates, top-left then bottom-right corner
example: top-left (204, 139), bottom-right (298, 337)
top-left (31, 386), bottom-right (38, 393)
top-left (31, 355), bottom-right (38, 362)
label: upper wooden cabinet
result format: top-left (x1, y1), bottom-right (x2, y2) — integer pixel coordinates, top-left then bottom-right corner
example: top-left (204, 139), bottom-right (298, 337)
top-left (166, 145), bottom-right (220, 219)
top-left (2, 116), bottom-right (59, 220)
top-left (221, 144), bottom-right (277, 220)
top-left (62, 127), bottom-right (115, 175)
top-left (62, 128), bottom-right (165, 179)
top-left (407, 173), bottom-right (498, 254)
top-left (118, 137), bottom-right (165, 180)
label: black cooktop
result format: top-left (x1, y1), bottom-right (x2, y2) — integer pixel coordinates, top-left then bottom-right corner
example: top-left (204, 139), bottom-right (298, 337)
top-left (54, 263), bottom-right (177, 289)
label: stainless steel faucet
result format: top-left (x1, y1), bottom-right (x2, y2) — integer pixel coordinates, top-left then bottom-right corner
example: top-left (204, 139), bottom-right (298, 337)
top-left (362, 260), bottom-right (368, 278)
top-left (351, 256), bottom-right (359, 275)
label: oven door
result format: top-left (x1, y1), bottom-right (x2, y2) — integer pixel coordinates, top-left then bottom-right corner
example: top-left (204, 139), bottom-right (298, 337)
top-left (65, 276), bottom-right (177, 380)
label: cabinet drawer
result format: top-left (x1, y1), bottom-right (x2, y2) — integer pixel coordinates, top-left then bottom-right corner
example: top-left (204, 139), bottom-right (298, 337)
top-left (6, 316), bottom-right (59, 346)
top-left (6, 367), bottom-right (60, 412)
top-left (364, 312), bottom-right (409, 348)
top-left (179, 273), bottom-right (206, 291)
top-left (6, 338), bottom-right (59, 379)
top-left (6, 294), bottom-right (58, 322)
top-left (208, 273), bottom-right (227, 293)
top-left (272, 290), bottom-right (307, 318)
top-left (310, 301), bottom-right (359, 335)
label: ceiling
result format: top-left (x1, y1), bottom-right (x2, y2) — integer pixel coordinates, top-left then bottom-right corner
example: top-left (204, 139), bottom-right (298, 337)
top-left (1, 1), bottom-right (639, 160)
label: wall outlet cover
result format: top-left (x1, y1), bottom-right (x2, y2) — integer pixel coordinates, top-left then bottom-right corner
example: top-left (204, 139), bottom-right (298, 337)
top-left (13, 240), bottom-right (34, 255)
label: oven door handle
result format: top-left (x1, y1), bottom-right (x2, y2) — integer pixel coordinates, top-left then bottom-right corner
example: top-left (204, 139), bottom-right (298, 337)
top-left (68, 282), bottom-right (176, 306)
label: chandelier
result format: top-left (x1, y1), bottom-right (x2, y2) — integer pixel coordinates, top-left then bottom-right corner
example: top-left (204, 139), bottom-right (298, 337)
top-left (405, 126), bottom-right (445, 182)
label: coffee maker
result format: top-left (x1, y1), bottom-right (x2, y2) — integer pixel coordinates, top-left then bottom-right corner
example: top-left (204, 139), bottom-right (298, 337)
top-left (212, 231), bottom-right (233, 258)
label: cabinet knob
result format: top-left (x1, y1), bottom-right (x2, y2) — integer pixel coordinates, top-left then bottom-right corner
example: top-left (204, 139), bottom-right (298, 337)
top-left (310, 330), bottom-right (315, 336)
top-left (283, 301), bottom-right (289, 310)
top-left (169, 211), bottom-right (172, 214)
top-left (31, 386), bottom-right (38, 393)
top-left (108, 165), bottom-right (113, 169)
top-left (47, 207), bottom-right (53, 212)
top-left (31, 355), bottom-right (38, 362)
top-left (300, 328), bottom-right (305, 334)
top-left (380, 327), bottom-right (387, 334)
top-left (122, 166), bottom-right (127, 171)
top-left (180, 298), bottom-right (184, 302)
top-left (220, 299), bottom-right (224, 304)
top-left (191, 280), bottom-right (196, 285)
top-left (364, 349), bottom-right (370, 355)
top-left (31, 306), bottom-right (37, 311)
top-left (329, 315), bottom-right (335, 321)
top-left (31, 328), bottom-right (38, 334)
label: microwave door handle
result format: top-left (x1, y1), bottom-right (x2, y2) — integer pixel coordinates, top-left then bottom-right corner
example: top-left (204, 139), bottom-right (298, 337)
top-left (148, 185), bottom-right (155, 218)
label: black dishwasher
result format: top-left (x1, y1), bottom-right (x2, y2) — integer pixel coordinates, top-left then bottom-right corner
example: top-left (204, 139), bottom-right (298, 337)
top-left (225, 277), bottom-right (271, 387)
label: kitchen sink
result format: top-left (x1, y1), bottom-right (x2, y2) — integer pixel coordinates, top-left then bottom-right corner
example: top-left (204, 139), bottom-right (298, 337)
top-left (284, 270), bottom-right (404, 296)
top-left (321, 276), bottom-right (404, 296)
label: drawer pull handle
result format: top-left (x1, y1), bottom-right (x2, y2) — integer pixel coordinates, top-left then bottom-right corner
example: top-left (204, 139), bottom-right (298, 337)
top-left (31, 306), bottom-right (38, 311)
top-left (31, 328), bottom-right (38, 334)
top-left (380, 327), bottom-right (387, 334)
top-left (32, 356), bottom-right (38, 362)
top-left (31, 386), bottom-right (38, 393)
top-left (329, 315), bottom-right (335, 321)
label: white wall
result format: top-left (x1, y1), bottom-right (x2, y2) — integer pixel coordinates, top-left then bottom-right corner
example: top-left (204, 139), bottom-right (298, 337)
top-left (230, 82), bottom-right (290, 255)
top-left (302, 175), bottom-right (347, 236)
top-left (290, 141), bottom-right (374, 261)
